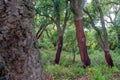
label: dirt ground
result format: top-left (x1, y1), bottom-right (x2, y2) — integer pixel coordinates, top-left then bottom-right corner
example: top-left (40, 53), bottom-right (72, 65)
top-left (110, 72), bottom-right (120, 80)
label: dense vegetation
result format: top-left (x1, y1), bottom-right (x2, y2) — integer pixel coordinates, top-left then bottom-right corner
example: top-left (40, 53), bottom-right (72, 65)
top-left (0, 0), bottom-right (120, 80)
top-left (35, 0), bottom-right (120, 79)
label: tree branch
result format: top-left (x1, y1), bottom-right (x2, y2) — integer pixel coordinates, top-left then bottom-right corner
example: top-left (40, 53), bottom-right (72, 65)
top-left (62, 0), bottom-right (69, 33)
top-left (105, 1), bottom-right (120, 5)
top-left (83, 8), bottom-right (105, 49)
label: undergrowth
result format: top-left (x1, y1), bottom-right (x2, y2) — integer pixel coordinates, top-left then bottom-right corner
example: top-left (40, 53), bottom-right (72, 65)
top-left (41, 48), bottom-right (120, 80)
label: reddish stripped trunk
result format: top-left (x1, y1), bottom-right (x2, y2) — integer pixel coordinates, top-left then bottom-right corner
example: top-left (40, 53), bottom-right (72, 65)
top-left (104, 50), bottom-right (114, 67)
top-left (54, 36), bottom-right (63, 64)
top-left (74, 19), bottom-right (90, 67)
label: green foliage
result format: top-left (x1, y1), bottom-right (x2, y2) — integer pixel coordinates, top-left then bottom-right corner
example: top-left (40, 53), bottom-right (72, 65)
top-left (38, 37), bottom-right (53, 49)
top-left (75, 67), bottom-right (85, 76)
top-left (87, 66), bottom-right (112, 80)
top-left (41, 48), bottom-right (120, 80)
top-left (89, 50), bottom-right (106, 66)
top-left (34, 0), bottom-right (120, 79)
top-left (108, 27), bottom-right (118, 50)
top-left (50, 31), bottom-right (58, 45)
top-left (85, 30), bottom-right (100, 50)
top-left (110, 50), bottom-right (120, 69)
top-left (63, 29), bottom-right (78, 52)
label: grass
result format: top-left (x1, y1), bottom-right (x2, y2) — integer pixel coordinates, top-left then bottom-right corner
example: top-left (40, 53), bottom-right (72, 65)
top-left (40, 48), bottom-right (120, 80)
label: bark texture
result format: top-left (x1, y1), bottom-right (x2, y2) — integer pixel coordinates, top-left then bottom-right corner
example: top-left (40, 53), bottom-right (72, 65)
top-left (0, 0), bottom-right (44, 80)
top-left (70, 0), bottom-right (90, 67)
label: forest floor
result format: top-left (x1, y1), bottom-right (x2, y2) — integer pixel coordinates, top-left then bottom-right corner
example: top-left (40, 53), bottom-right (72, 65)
top-left (41, 48), bottom-right (120, 80)
top-left (110, 72), bottom-right (120, 80)
top-left (75, 72), bottom-right (120, 80)
top-left (74, 72), bottom-right (89, 80)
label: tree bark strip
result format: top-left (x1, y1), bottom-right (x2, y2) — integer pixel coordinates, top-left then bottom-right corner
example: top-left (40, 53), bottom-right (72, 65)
top-left (74, 19), bottom-right (90, 67)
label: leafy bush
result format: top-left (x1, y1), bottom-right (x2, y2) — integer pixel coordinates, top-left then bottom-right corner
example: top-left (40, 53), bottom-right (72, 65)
top-left (87, 66), bottom-right (112, 80)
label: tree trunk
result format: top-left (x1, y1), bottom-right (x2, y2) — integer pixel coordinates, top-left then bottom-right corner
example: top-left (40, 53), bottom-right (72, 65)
top-left (54, 35), bottom-right (63, 64)
top-left (0, 0), bottom-right (44, 80)
top-left (53, 0), bottom-right (69, 64)
top-left (84, 8), bottom-right (113, 67)
top-left (104, 50), bottom-right (114, 67)
top-left (74, 19), bottom-right (90, 67)
top-left (70, 0), bottom-right (91, 67)
top-left (95, 0), bottom-right (113, 67)
top-left (72, 48), bottom-right (76, 62)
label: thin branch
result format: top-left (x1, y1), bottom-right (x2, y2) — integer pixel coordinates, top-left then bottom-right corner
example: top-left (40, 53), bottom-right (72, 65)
top-left (36, 25), bottom-right (47, 39)
top-left (95, 0), bottom-right (110, 50)
top-left (106, 15), bottom-right (114, 25)
top-left (106, 5), bottom-right (120, 25)
top-left (62, 0), bottom-right (69, 33)
top-left (39, 14), bottom-right (55, 23)
top-left (105, 2), bottom-right (120, 5)
top-left (36, 24), bottom-right (45, 38)
top-left (83, 9), bottom-right (99, 33)
top-left (83, 8), bottom-right (105, 49)
top-left (36, 23), bottom-right (51, 39)
top-left (104, 20), bottom-right (113, 24)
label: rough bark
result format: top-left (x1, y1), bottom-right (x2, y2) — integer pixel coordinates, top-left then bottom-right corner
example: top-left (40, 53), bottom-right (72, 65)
top-left (70, 0), bottom-right (91, 67)
top-left (0, 0), bottom-right (44, 80)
